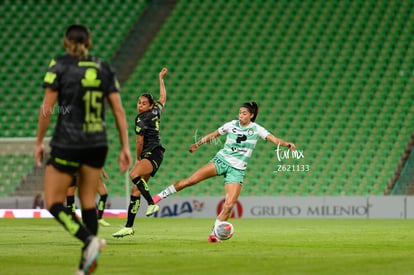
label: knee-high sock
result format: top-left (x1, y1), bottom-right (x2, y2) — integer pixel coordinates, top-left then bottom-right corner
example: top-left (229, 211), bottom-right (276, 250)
top-left (49, 203), bottom-right (92, 243)
top-left (82, 208), bottom-right (98, 235)
top-left (158, 185), bottom-right (177, 199)
top-left (97, 194), bottom-right (108, 220)
top-left (126, 195), bottom-right (140, 227)
top-left (132, 177), bottom-right (154, 205)
top-left (66, 195), bottom-right (76, 213)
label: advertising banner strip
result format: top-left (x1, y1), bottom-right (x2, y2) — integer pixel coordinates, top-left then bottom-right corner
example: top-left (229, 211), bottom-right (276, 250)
top-left (0, 196), bottom-right (412, 219)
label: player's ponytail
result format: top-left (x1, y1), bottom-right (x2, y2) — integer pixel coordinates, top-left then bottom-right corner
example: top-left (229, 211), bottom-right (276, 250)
top-left (241, 101), bottom-right (259, 122)
top-left (63, 24), bottom-right (91, 58)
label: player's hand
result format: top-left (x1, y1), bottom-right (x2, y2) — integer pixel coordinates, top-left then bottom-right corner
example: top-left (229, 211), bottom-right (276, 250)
top-left (34, 144), bottom-right (44, 168)
top-left (189, 144), bottom-right (198, 153)
top-left (119, 148), bottom-right (132, 173)
top-left (159, 67), bottom-right (168, 79)
top-left (287, 143), bottom-right (296, 151)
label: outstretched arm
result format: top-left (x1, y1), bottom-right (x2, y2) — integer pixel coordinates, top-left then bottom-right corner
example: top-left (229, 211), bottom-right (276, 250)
top-left (189, 130), bottom-right (220, 153)
top-left (266, 134), bottom-right (296, 151)
top-left (158, 67), bottom-right (167, 106)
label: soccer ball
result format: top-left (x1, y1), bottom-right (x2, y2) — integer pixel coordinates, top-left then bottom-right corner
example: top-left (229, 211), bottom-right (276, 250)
top-left (214, 221), bottom-right (234, 240)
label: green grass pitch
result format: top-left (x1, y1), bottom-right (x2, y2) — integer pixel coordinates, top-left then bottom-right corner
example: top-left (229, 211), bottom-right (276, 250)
top-left (1, 218), bottom-right (413, 275)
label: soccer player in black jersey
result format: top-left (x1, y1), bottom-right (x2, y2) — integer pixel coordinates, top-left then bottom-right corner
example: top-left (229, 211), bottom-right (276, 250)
top-left (34, 24), bottom-right (132, 274)
top-left (112, 67), bottom-right (167, 238)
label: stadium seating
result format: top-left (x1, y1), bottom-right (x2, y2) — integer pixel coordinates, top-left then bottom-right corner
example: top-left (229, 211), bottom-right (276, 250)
top-left (0, 0), bottom-right (147, 196)
top-left (1, 0), bottom-right (147, 136)
top-left (1, 0), bottom-right (413, 197)
top-left (114, 0), bottom-right (413, 196)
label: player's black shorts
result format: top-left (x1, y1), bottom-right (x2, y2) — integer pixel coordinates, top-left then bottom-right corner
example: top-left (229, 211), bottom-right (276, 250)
top-left (47, 146), bottom-right (108, 175)
top-left (142, 146), bottom-right (165, 177)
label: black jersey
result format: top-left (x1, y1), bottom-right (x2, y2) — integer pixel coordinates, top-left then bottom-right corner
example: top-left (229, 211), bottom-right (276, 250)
top-left (135, 102), bottom-right (165, 156)
top-left (42, 53), bottom-right (120, 149)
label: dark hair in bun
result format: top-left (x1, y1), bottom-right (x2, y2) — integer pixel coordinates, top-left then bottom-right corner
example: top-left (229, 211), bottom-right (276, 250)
top-left (140, 93), bottom-right (155, 105)
top-left (241, 101), bottom-right (259, 122)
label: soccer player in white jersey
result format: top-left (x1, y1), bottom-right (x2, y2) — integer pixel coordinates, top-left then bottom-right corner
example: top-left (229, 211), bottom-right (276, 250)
top-left (153, 102), bottom-right (296, 242)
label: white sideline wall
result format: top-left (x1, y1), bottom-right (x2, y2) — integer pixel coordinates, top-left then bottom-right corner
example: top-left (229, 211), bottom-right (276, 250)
top-left (1, 196), bottom-right (414, 218)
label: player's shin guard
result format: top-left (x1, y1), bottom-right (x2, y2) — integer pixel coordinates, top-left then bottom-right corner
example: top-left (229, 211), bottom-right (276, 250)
top-left (49, 203), bottom-right (92, 243)
top-left (132, 177), bottom-right (154, 205)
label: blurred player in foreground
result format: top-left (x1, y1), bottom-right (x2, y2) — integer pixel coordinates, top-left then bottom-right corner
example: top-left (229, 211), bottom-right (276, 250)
top-left (34, 24), bottom-right (131, 274)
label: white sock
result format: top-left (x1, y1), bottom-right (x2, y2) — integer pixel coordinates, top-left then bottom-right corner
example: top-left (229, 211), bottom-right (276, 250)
top-left (210, 219), bottom-right (221, 235)
top-left (159, 185), bottom-right (177, 199)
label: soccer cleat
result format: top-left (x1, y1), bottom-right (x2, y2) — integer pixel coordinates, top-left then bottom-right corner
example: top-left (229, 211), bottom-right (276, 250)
top-left (207, 234), bottom-right (221, 243)
top-left (75, 269), bottom-right (85, 275)
top-left (112, 227), bottom-right (135, 238)
top-left (145, 204), bottom-right (159, 217)
top-left (98, 219), bottom-right (110, 227)
top-left (152, 195), bottom-right (161, 204)
top-left (81, 237), bottom-right (106, 275)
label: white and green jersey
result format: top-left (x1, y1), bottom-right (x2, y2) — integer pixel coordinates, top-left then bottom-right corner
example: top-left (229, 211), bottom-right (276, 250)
top-left (216, 120), bottom-right (270, 170)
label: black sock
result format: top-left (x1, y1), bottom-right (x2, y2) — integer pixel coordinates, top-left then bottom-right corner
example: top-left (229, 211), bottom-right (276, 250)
top-left (49, 203), bottom-right (92, 243)
top-left (82, 208), bottom-right (98, 235)
top-left (132, 177), bottom-right (154, 205)
top-left (66, 195), bottom-right (76, 213)
top-left (126, 195), bottom-right (140, 227)
top-left (97, 194), bottom-right (107, 220)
